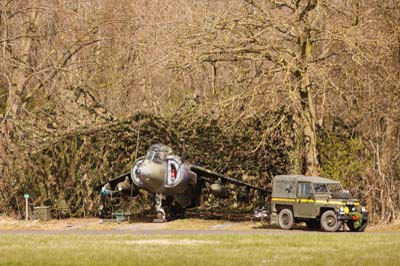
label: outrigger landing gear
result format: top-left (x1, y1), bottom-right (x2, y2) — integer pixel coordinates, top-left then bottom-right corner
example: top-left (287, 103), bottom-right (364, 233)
top-left (153, 193), bottom-right (166, 223)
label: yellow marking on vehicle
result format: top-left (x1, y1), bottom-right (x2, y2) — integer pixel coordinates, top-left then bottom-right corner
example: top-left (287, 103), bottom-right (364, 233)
top-left (272, 197), bottom-right (359, 206)
top-left (271, 197), bottom-right (296, 202)
top-left (299, 199), bottom-right (315, 203)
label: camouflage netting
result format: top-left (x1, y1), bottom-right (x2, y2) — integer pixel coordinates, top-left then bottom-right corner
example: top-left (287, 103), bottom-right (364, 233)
top-left (0, 104), bottom-right (294, 217)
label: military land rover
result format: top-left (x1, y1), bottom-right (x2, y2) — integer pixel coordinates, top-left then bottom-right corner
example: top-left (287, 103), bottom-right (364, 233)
top-left (269, 175), bottom-right (368, 232)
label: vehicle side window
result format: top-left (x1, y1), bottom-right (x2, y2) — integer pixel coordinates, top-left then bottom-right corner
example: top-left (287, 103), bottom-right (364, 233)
top-left (297, 182), bottom-right (312, 198)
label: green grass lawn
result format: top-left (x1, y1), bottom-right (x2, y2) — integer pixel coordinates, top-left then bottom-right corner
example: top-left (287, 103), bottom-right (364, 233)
top-left (0, 232), bottom-right (399, 266)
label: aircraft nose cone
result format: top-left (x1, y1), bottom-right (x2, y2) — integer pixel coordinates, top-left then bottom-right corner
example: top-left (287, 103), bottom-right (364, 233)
top-left (135, 165), bottom-right (163, 191)
top-left (135, 166), bottom-right (151, 179)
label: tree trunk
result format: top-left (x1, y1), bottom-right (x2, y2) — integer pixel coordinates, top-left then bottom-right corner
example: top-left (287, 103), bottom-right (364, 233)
top-left (3, 2), bottom-right (38, 134)
top-left (288, 94), bottom-right (303, 175)
top-left (300, 83), bottom-right (319, 176)
top-left (289, 19), bottom-right (320, 176)
top-left (289, 74), bottom-right (319, 176)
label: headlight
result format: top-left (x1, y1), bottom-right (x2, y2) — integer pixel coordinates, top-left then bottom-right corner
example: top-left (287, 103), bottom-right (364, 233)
top-left (352, 207), bottom-right (355, 212)
top-left (339, 207), bottom-right (344, 212)
top-left (361, 206), bottom-right (367, 212)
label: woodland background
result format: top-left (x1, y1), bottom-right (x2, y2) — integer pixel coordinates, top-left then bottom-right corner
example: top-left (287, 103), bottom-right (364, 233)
top-left (0, 0), bottom-right (399, 222)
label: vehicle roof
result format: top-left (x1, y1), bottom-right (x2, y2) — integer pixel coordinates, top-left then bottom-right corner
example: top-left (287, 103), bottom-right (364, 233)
top-left (273, 175), bottom-right (340, 184)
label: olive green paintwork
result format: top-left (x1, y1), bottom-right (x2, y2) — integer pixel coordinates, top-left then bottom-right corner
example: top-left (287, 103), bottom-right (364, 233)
top-left (270, 175), bottom-right (368, 230)
top-left (138, 160), bottom-right (165, 192)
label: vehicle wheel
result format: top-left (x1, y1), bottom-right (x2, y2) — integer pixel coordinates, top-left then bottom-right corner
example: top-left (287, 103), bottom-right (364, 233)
top-left (306, 220), bottom-right (320, 230)
top-left (348, 220), bottom-right (368, 232)
top-left (320, 210), bottom-right (342, 232)
top-left (278, 209), bottom-right (294, 230)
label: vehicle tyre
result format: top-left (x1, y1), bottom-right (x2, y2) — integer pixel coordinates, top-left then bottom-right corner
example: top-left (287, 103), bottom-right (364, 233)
top-left (278, 209), bottom-right (294, 230)
top-left (306, 220), bottom-right (320, 230)
top-left (320, 210), bottom-right (342, 232)
top-left (348, 220), bottom-right (368, 232)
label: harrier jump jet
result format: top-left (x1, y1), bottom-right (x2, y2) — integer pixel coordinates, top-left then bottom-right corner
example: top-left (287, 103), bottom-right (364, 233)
top-left (98, 144), bottom-right (269, 222)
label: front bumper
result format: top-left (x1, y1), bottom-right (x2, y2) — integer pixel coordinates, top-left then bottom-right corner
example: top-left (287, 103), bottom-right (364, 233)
top-left (338, 211), bottom-right (369, 222)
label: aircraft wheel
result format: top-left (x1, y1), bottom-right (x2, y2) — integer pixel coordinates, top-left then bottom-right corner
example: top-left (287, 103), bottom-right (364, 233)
top-left (278, 209), bottom-right (294, 230)
top-left (320, 210), bottom-right (342, 232)
top-left (156, 211), bottom-right (164, 220)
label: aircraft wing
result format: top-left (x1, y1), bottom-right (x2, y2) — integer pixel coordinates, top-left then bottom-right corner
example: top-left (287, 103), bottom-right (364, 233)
top-left (190, 165), bottom-right (270, 193)
top-left (95, 171), bottom-right (131, 190)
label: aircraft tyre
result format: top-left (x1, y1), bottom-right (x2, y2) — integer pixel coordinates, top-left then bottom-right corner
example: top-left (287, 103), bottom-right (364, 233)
top-left (320, 210), bottom-right (342, 232)
top-left (154, 211), bottom-right (166, 223)
top-left (278, 209), bottom-right (294, 230)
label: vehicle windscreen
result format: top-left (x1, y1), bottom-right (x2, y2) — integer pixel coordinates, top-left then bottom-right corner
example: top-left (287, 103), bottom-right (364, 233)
top-left (313, 183), bottom-right (328, 193)
top-left (327, 183), bottom-right (342, 193)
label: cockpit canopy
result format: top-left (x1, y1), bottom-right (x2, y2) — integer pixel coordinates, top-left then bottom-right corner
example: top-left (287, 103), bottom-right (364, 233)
top-left (145, 144), bottom-right (173, 164)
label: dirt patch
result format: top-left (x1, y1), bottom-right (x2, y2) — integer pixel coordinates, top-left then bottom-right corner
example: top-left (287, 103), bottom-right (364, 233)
top-left (0, 217), bottom-right (116, 231)
top-left (117, 222), bottom-right (168, 231)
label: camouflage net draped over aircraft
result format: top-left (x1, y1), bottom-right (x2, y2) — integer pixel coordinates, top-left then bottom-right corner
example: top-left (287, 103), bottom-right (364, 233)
top-left (0, 105), bottom-right (294, 217)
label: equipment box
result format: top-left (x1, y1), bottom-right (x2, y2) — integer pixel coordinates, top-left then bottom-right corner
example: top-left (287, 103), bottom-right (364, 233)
top-left (33, 206), bottom-right (51, 221)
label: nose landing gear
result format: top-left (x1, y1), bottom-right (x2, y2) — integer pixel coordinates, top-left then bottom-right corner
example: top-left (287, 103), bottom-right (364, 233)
top-left (153, 193), bottom-right (166, 223)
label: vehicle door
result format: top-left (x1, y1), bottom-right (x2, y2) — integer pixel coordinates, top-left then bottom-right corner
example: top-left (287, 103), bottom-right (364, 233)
top-left (294, 182), bottom-right (316, 218)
